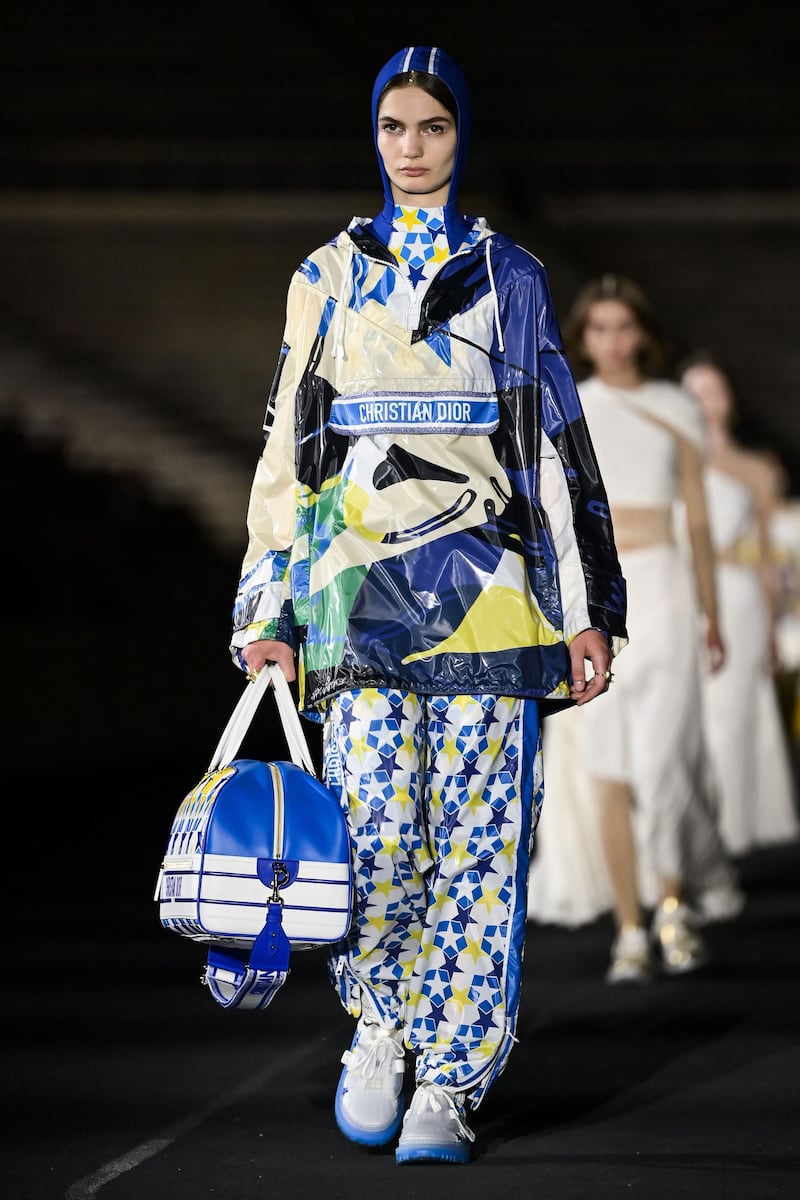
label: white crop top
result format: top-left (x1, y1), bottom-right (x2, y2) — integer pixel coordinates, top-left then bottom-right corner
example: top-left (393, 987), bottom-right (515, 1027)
top-left (578, 377), bottom-right (706, 509)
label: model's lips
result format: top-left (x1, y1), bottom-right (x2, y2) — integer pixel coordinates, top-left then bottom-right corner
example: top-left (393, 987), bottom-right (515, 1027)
top-left (401, 168), bottom-right (426, 177)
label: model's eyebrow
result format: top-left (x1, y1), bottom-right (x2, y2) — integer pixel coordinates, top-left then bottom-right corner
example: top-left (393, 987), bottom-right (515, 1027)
top-left (378, 111), bottom-right (453, 125)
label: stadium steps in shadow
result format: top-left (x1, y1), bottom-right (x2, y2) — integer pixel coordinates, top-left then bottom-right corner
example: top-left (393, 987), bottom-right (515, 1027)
top-left (0, 323), bottom-right (253, 552)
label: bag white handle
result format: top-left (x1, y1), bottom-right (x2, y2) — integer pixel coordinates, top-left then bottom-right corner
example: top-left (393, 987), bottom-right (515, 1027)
top-left (208, 663), bottom-right (316, 776)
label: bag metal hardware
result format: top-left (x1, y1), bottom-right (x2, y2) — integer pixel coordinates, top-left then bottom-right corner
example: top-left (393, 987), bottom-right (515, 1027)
top-left (270, 860), bottom-right (290, 904)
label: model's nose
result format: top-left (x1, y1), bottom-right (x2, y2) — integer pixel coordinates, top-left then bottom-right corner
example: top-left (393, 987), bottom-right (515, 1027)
top-left (402, 131), bottom-right (424, 157)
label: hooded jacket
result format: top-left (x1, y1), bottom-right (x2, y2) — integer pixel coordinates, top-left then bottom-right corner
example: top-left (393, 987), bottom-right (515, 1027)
top-left (231, 46), bottom-right (627, 715)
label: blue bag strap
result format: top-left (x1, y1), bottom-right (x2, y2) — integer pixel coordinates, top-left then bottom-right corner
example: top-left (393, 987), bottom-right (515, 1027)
top-left (204, 902), bottom-right (292, 1010)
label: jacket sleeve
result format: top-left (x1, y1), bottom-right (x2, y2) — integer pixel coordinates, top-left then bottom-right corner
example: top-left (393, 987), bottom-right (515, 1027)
top-left (230, 275), bottom-right (324, 656)
top-left (534, 268), bottom-right (628, 654)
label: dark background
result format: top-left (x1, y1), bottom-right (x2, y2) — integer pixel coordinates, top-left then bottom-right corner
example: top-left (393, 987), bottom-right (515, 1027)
top-left (3, 9), bottom-right (800, 1198)
top-left (3, 0), bottom-right (800, 778)
top-left (3, 2), bottom-right (800, 772)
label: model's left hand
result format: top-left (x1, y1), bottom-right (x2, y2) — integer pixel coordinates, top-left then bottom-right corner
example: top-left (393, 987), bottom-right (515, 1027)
top-left (705, 618), bottom-right (726, 674)
top-left (569, 628), bottom-right (613, 706)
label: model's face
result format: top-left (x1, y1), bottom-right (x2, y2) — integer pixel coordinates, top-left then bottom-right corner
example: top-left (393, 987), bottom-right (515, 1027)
top-left (376, 84), bottom-right (457, 207)
top-left (582, 300), bottom-right (644, 376)
top-left (681, 364), bottom-right (733, 427)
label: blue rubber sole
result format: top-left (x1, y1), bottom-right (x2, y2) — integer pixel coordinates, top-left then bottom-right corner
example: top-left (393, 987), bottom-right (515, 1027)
top-left (396, 1142), bottom-right (471, 1165)
top-left (334, 1067), bottom-right (404, 1147)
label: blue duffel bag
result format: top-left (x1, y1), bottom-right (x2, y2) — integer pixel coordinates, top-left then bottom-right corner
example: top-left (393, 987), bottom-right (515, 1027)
top-left (155, 665), bottom-right (353, 1010)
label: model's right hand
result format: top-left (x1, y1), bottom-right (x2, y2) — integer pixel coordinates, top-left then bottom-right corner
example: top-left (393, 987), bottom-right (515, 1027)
top-left (240, 639), bottom-right (297, 682)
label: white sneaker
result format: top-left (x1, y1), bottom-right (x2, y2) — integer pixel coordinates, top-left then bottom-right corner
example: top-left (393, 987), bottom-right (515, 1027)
top-left (334, 1005), bottom-right (406, 1146)
top-left (605, 925), bottom-right (654, 985)
top-left (395, 1082), bottom-right (475, 1165)
top-left (652, 898), bottom-right (708, 975)
top-left (695, 884), bottom-right (746, 924)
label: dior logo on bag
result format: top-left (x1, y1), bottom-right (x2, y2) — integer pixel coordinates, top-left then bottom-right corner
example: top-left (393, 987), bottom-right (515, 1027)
top-left (163, 873), bottom-right (183, 899)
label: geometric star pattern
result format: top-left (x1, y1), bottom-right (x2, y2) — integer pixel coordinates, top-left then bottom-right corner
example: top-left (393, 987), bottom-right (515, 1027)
top-left (387, 205), bottom-right (450, 288)
top-left (323, 686), bottom-right (543, 1106)
top-left (386, 204), bottom-right (481, 290)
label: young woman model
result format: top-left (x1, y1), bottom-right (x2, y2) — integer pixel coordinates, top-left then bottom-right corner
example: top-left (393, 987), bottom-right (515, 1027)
top-left (679, 356), bottom-right (799, 855)
top-left (529, 275), bottom-right (743, 983)
top-left (228, 47), bottom-right (627, 1164)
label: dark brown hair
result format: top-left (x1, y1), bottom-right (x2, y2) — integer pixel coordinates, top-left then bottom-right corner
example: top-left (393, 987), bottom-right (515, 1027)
top-left (562, 274), bottom-right (670, 379)
top-left (675, 347), bottom-right (728, 385)
top-left (377, 71), bottom-right (458, 124)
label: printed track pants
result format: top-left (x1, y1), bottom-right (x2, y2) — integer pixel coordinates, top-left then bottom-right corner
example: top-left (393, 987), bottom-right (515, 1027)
top-left (323, 687), bottom-right (543, 1106)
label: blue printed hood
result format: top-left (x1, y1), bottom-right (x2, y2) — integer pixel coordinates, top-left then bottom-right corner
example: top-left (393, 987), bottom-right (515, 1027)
top-left (369, 45), bottom-right (472, 251)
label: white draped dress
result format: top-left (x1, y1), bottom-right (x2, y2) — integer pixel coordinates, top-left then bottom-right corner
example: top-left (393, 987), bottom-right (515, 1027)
top-left (527, 379), bottom-right (744, 925)
top-left (700, 467), bottom-right (799, 854)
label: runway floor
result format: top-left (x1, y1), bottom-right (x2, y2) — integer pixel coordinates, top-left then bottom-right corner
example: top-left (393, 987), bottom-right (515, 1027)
top-left (6, 758), bottom-right (799, 1200)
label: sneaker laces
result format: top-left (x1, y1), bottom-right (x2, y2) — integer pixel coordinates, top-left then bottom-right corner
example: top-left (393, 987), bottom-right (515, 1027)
top-left (410, 1085), bottom-right (476, 1144)
top-left (341, 1022), bottom-right (405, 1082)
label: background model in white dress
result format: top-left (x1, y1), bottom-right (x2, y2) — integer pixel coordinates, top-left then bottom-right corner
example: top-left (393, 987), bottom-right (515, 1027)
top-left (700, 466), bottom-right (799, 854)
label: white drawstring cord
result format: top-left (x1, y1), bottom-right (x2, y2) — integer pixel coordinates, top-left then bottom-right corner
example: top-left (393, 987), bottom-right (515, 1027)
top-left (331, 242), bottom-right (354, 360)
top-left (484, 238), bottom-right (505, 353)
